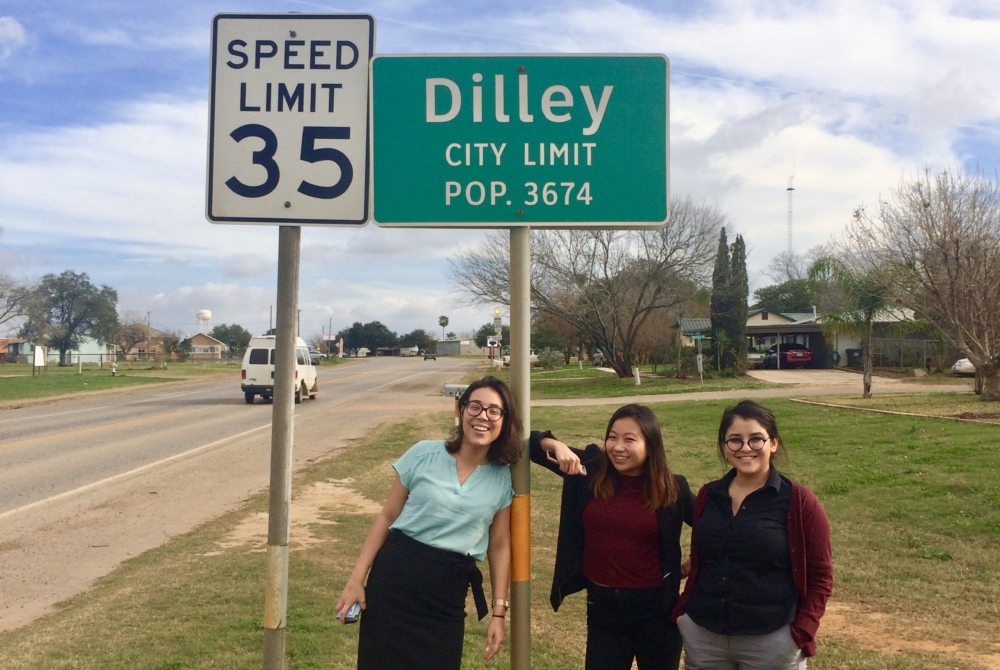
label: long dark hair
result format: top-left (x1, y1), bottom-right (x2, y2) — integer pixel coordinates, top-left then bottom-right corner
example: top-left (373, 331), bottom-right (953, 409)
top-left (590, 404), bottom-right (678, 511)
top-left (445, 376), bottom-right (522, 465)
top-left (716, 399), bottom-right (787, 465)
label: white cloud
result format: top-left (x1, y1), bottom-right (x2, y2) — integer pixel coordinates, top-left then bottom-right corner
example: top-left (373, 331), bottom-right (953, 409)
top-left (0, 98), bottom-right (277, 259)
top-left (221, 253), bottom-right (273, 280)
top-left (0, 16), bottom-right (27, 60)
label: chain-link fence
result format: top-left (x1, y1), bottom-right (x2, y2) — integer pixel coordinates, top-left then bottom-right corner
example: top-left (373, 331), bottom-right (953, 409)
top-left (868, 338), bottom-right (947, 370)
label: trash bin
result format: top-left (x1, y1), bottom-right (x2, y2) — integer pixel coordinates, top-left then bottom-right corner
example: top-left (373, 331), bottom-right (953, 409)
top-left (846, 349), bottom-right (863, 368)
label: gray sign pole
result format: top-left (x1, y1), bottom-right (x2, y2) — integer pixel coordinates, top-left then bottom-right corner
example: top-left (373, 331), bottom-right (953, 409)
top-left (508, 225), bottom-right (532, 670)
top-left (262, 225), bottom-right (301, 670)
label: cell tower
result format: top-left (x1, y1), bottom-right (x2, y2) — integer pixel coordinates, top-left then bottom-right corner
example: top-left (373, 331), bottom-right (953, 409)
top-left (786, 174), bottom-right (795, 254)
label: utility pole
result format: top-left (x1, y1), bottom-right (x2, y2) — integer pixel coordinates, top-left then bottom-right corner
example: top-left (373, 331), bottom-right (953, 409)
top-left (147, 311), bottom-right (151, 363)
top-left (787, 174), bottom-right (795, 255)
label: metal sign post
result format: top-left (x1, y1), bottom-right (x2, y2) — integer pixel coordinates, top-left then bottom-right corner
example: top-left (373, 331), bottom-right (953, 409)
top-left (508, 226), bottom-right (532, 669)
top-left (369, 53), bottom-right (668, 670)
top-left (263, 225), bottom-right (300, 668)
top-left (207, 14), bottom-right (374, 670)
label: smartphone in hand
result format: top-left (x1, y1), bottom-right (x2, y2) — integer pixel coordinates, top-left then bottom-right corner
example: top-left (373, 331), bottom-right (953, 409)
top-left (546, 450), bottom-right (586, 475)
top-left (342, 602), bottom-right (361, 624)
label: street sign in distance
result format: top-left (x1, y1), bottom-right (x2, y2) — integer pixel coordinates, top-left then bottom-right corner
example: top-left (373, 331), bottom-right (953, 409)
top-left (691, 334), bottom-right (707, 340)
top-left (371, 55), bottom-right (668, 228)
top-left (696, 354), bottom-right (704, 373)
top-left (207, 13), bottom-right (374, 225)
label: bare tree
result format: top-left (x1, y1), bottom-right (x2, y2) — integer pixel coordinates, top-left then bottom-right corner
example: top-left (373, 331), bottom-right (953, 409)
top-left (447, 196), bottom-right (724, 377)
top-left (847, 169), bottom-right (1000, 401)
top-left (0, 272), bottom-right (32, 334)
top-left (762, 245), bottom-right (836, 283)
top-left (111, 309), bottom-right (148, 360)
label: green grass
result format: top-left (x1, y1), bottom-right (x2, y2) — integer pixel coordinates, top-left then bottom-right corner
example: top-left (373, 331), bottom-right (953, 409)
top-left (2, 399), bottom-right (998, 668)
top-left (476, 364), bottom-right (775, 398)
top-left (0, 361), bottom-right (240, 402)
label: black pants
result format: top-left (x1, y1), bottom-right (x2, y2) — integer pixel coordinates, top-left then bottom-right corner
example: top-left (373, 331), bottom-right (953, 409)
top-left (585, 584), bottom-right (682, 670)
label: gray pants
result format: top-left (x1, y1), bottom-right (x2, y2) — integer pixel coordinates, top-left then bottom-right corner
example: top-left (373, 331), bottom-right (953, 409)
top-left (677, 614), bottom-right (807, 670)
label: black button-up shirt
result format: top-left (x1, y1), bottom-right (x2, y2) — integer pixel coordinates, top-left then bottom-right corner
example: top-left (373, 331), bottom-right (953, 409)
top-left (685, 467), bottom-right (797, 636)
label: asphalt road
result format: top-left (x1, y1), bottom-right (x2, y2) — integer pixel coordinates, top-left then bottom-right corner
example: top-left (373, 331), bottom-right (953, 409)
top-left (0, 356), bottom-right (478, 632)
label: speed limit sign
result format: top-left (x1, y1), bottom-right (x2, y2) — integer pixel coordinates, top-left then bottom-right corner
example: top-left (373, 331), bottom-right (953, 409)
top-left (207, 13), bottom-right (374, 225)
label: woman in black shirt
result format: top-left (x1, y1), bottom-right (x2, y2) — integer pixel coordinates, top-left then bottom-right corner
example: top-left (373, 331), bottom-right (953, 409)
top-left (673, 400), bottom-right (833, 669)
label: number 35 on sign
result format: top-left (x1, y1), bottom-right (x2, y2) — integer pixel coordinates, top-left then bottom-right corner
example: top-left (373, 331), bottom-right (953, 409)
top-left (206, 14), bottom-right (375, 226)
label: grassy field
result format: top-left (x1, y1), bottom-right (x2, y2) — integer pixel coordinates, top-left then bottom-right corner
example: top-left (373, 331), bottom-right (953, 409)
top-left (476, 364), bottom-right (775, 398)
top-left (2, 397), bottom-right (998, 669)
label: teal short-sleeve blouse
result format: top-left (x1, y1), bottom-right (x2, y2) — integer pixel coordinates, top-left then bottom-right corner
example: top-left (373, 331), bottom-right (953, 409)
top-left (390, 440), bottom-right (513, 561)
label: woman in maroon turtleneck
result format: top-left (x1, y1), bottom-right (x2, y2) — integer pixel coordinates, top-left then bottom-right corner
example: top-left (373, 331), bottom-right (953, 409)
top-left (530, 404), bottom-right (694, 670)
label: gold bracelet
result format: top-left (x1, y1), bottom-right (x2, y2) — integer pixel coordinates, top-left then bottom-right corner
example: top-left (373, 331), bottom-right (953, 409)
top-left (492, 598), bottom-right (510, 609)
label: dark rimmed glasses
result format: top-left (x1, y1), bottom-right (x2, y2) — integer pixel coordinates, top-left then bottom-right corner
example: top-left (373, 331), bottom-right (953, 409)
top-left (724, 436), bottom-right (770, 452)
top-left (464, 400), bottom-right (505, 421)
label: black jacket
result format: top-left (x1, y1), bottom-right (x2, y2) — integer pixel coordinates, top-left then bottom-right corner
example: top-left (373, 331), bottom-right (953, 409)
top-left (529, 430), bottom-right (695, 612)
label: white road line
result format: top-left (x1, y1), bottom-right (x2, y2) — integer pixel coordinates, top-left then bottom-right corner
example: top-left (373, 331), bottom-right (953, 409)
top-left (0, 421), bottom-right (274, 521)
top-left (0, 360), bottom-right (464, 426)
top-left (0, 384), bottom-right (229, 425)
top-left (0, 362), bottom-right (472, 519)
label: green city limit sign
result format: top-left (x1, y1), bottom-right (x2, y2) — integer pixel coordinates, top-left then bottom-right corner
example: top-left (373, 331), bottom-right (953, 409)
top-left (371, 55), bottom-right (668, 227)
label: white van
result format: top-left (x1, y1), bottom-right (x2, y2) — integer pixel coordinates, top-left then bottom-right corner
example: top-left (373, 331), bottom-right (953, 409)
top-left (241, 336), bottom-right (318, 404)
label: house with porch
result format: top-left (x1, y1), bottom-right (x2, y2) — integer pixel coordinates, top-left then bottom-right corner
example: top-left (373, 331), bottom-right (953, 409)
top-left (679, 308), bottom-right (929, 368)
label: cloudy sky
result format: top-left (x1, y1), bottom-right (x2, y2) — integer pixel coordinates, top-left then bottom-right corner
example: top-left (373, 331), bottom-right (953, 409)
top-left (1, 0), bottom-right (998, 340)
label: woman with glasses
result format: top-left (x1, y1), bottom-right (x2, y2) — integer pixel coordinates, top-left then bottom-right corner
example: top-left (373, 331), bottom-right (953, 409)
top-left (530, 404), bottom-right (694, 670)
top-left (336, 376), bottom-right (522, 669)
top-left (673, 399), bottom-right (832, 670)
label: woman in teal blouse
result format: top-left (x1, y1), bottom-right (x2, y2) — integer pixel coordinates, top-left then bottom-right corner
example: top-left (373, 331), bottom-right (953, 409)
top-left (337, 376), bottom-right (523, 669)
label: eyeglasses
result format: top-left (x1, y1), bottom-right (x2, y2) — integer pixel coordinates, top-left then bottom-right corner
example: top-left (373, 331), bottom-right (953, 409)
top-left (464, 401), bottom-right (505, 421)
top-left (725, 436), bottom-right (770, 452)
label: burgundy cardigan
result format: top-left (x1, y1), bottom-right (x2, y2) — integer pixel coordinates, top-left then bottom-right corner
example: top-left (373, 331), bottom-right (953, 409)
top-left (673, 478), bottom-right (833, 657)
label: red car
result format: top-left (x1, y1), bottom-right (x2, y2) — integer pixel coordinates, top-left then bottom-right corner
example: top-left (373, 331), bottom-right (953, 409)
top-left (762, 343), bottom-right (813, 369)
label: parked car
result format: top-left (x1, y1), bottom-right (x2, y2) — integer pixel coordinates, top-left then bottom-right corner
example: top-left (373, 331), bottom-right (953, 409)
top-left (423, 350), bottom-right (436, 360)
top-left (951, 358), bottom-right (976, 376)
top-left (309, 350), bottom-right (327, 364)
top-left (502, 351), bottom-right (541, 366)
top-left (762, 343), bottom-right (813, 369)
top-left (241, 336), bottom-right (318, 404)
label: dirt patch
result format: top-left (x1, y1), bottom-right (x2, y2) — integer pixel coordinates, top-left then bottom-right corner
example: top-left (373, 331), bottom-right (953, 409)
top-left (205, 478), bottom-right (382, 555)
top-left (823, 601), bottom-right (1000, 669)
top-left (952, 411), bottom-right (1000, 420)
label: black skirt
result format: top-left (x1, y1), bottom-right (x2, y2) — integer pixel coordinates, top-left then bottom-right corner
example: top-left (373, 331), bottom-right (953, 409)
top-left (357, 530), bottom-right (488, 670)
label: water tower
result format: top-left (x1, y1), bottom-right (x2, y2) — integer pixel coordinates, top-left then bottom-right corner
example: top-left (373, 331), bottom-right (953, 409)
top-left (197, 310), bottom-right (212, 334)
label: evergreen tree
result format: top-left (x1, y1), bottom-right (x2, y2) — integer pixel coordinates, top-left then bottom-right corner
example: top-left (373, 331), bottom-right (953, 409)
top-left (710, 228), bottom-right (731, 370)
top-left (730, 235), bottom-right (749, 373)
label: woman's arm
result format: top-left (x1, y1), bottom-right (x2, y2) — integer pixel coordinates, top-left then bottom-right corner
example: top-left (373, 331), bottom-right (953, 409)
top-left (335, 473), bottom-right (409, 623)
top-left (790, 491), bottom-right (834, 650)
top-left (528, 430), bottom-right (586, 476)
top-left (484, 505), bottom-right (512, 661)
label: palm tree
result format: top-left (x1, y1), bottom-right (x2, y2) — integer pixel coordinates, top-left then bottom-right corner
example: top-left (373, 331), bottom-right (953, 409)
top-left (438, 315), bottom-right (449, 341)
top-left (808, 257), bottom-right (888, 399)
